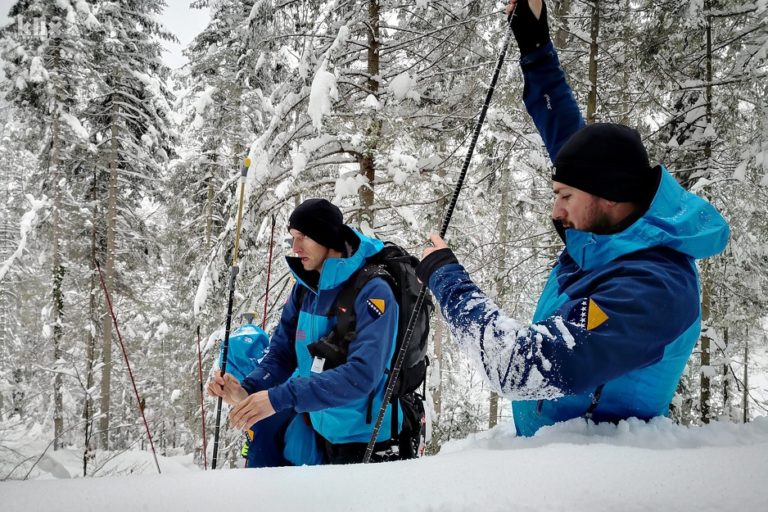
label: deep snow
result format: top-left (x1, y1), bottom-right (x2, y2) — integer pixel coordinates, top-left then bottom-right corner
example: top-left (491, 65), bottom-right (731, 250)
top-left (3, 416), bottom-right (768, 512)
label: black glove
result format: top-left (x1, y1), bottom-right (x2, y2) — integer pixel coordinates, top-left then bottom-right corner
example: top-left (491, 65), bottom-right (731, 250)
top-left (510, 0), bottom-right (551, 56)
top-left (416, 248), bottom-right (459, 285)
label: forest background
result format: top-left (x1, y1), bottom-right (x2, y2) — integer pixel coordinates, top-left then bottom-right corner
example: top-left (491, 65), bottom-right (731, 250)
top-left (0, 0), bottom-right (766, 476)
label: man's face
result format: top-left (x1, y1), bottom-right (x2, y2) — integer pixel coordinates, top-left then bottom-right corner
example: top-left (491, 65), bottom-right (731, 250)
top-left (551, 182), bottom-right (614, 233)
top-left (290, 229), bottom-right (330, 272)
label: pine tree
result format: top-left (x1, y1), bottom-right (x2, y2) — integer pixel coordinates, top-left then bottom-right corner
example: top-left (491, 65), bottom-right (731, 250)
top-left (0, 0), bottom-right (99, 449)
top-left (85, 0), bottom-right (177, 450)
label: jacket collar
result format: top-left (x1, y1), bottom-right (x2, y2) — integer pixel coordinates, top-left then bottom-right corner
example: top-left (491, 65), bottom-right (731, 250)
top-left (287, 229), bottom-right (384, 293)
top-left (564, 165), bottom-right (729, 270)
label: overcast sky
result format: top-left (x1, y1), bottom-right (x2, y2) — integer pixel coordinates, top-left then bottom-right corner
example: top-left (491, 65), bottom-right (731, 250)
top-left (0, 0), bottom-right (209, 69)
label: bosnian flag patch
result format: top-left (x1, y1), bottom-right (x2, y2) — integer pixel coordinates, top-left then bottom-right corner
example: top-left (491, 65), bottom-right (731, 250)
top-left (568, 297), bottom-right (609, 331)
top-left (366, 298), bottom-right (386, 318)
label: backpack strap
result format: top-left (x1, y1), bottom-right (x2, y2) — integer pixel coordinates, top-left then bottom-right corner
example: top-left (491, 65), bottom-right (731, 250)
top-left (334, 264), bottom-right (394, 424)
top-left (334, 263), bottom-right (393, 338)
top-left (306, 263), bottom-right (394, 370)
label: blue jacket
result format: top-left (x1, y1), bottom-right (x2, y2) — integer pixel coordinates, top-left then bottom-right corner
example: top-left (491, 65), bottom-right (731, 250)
top-left (241, 230), bottom-right (400, 444)
top-left (427, 42), bottom-right (729, 436)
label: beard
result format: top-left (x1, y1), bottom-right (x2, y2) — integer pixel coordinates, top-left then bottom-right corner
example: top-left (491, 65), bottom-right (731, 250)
top-left (555, 201), bottom-right (623, 236)
top-left (586, 211), bottom-right (619, 234)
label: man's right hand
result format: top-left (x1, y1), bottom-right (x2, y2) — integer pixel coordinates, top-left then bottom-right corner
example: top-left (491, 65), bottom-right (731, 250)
top-left (207, 371), bottom-right (248, 406)
top-left (505, 0), bottom-right (549, 56)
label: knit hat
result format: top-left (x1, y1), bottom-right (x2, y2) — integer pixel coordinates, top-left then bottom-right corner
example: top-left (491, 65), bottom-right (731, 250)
top-left (552, 123), bottom-right (658, 204)
top-left (287, 198), bottom-right (353, 252)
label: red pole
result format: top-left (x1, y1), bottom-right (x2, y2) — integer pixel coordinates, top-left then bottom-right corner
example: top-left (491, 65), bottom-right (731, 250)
top-left (95, 260), bottom-right (161, 474)
top-left (261, 214), bottom-right (276, 330)
top-left (196, 326), bottom-right (208, 469)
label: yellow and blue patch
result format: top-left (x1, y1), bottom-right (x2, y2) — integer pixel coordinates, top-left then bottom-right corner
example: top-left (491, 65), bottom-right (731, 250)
top-left (569, 297), bottom-right (609, 330)
top-left (366, 298), bottom-right (386, 318)
top-left (586, 298), bottom-right (609, 330)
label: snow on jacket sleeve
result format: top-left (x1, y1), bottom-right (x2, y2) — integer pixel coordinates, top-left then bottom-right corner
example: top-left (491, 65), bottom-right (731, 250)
top-left (241, 285), bottom-right (300, 394)
top-left (427, 252), bottom-right (699, 400)
top-left (521, 41), bottom-right (585, 161)
top-left (268, 278), bottom-right (398, 413)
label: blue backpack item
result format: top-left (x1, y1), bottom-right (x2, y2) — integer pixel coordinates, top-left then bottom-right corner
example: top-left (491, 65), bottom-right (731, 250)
top-left (220, 322), bottom-right (325, 467)
top-left (219, 323), bottom-right (270, 382)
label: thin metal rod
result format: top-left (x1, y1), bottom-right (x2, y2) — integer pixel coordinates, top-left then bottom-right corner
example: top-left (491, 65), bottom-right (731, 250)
top-left (211, 157), bottom-right (250, 469)
top-left (196, 326), bottom-right (208, 469)
top-left (261, 215), bottom-right (276, 330)
top-left (96, 260), bottom-right (161, 474)
top-left (363, 15), bottom-right (516, 464)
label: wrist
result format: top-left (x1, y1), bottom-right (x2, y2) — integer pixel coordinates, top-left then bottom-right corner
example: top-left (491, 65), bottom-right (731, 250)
top-left (416, 248), bottom-right (459, 285)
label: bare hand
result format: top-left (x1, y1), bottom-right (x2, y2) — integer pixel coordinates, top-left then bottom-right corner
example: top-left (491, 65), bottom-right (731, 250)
top-left (422, 233), bottom-right (449, 260)
top-left (229, 390), bottom-right (276, 430)
top-left (206, 371), bottom-right (248, 406)
top-left (505, 0), bottom-right (543, 19)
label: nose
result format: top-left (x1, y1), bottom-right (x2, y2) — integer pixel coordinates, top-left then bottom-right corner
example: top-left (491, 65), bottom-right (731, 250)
top-left (552, 200), bottom-right (564, 221)
top-left (292, 239), bottom-right (302, 254)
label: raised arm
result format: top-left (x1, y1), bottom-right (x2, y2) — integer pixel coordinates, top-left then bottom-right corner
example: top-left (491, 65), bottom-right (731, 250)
top-left (511, 0), bottom-right (585, 160)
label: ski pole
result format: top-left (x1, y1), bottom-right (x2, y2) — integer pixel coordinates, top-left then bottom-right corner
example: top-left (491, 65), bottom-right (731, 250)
top-left (95, 260), bottom-right (161, 474)
top-left (363, 11), bottom-right (517, 463)
top-left (211, 156), bottom-right (250, 470)
top-left (196, 325), bottom-right (208, 469)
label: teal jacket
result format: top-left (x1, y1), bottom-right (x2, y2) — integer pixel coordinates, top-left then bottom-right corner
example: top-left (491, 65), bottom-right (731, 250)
top-left (425, 42), bottom-right (729, 436)
top-left (242, 230), bottom-right (400, 444)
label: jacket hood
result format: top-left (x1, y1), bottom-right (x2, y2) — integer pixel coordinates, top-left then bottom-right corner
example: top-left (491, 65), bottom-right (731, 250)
top-left (287, 229), bottom-right (383, 292)
top-left (565, 166), bottom-right (729, 270)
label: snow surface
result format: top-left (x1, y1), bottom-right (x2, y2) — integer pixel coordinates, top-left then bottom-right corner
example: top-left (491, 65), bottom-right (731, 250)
top-left (3, 417), bottom-right (768, 512)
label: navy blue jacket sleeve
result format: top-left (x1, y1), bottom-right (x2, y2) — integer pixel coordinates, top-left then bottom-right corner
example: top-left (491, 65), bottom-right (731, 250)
top-left (427, 256), bottom-right (699, 400)
top-left (267, 278), bottom-right (398, 413)
top-left (241, 285), bottom-right (300, 394)
top-left (521, 41), bottom-right (585, 161)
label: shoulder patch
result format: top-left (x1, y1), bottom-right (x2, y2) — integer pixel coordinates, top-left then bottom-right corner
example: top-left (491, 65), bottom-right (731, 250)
top-left (587, 298), bottom-right (609, 330)
top-left (366, 298), bottom-right (386, 317)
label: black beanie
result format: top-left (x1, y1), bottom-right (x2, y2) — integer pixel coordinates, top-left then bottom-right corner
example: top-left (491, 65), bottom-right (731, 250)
top-left (553, 123), bottom-right (658, 204)
top-left (288, 198), bottom-right (351, 251)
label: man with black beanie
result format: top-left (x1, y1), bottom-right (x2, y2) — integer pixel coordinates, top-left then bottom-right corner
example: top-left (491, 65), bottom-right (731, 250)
top-left (209, 198), bottom-right (402, 466)
top-left (416, 0), bottom-right (729, 437)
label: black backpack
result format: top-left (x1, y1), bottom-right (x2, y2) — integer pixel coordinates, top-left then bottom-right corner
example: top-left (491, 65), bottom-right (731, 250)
top-left (303, 242), bottom-right (433, 457)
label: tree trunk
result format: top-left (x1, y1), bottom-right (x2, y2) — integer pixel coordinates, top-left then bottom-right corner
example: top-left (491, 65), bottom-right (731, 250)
top-left (722, 327), bottom-right (729, 416)
top-left (586, 0), bottom-right (601, 123)
top-left (84, 169), bottom-right (98, 475)
top-left (699, 11), bottom-right (714, 425)
top-left (552, 0), bottom-right (572, 49)
top-left (742, 338), bottom-right (749, 423)
top-left (699, 260), bottom-right (711, 423)
top-left (51, 111), bottom-right (64, 450)
top-left (705, 12), bottom-right (713, 162)
top-left (489, 165), bottom-right (512, 429)
top-left (99, 93), bottom-right (119, 449)
top-left (619, 0), bottom-right (631, 124)
top-left (358, 0), bottom-right (381, 230)
top-left (489, 393), bottom-right (499, 429)
top-left (205, 153), bottom-right (216, 250)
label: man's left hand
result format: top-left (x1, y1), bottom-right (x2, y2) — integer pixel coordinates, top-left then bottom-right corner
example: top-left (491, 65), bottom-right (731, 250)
top-left (229, 390), bottom-right (275, 430)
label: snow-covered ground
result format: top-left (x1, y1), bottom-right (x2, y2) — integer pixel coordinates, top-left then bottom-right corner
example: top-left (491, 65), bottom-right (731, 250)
top-left (3, 416), bottom-right (768, 512)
